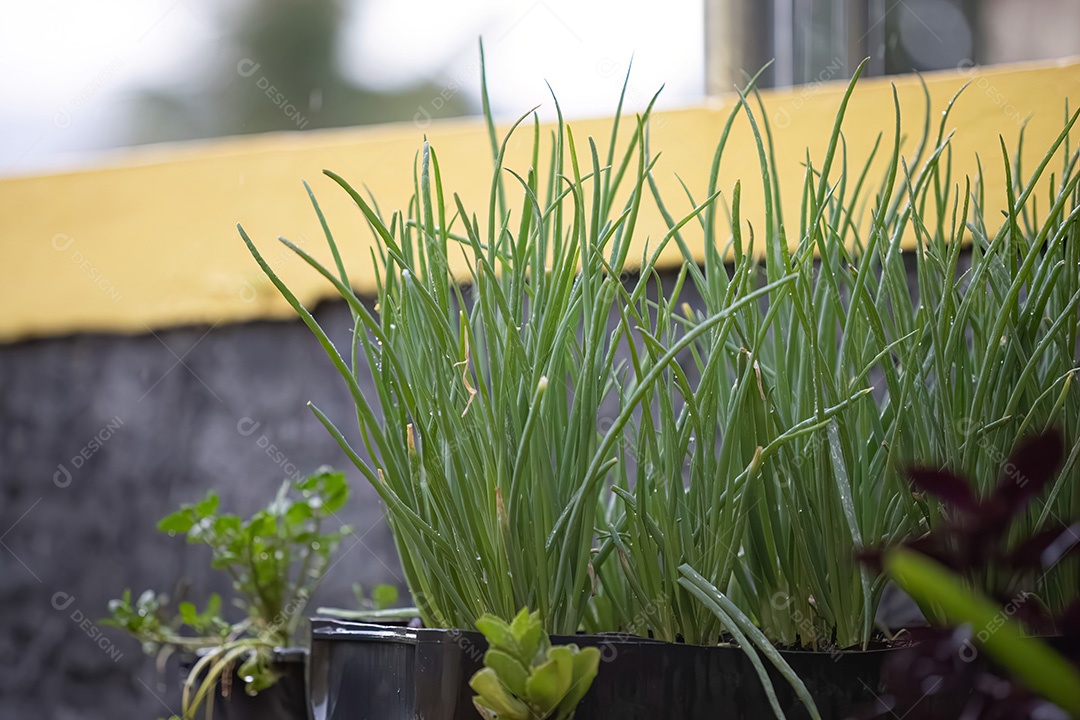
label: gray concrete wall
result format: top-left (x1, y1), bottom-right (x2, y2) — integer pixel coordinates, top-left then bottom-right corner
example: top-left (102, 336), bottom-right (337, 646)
top-left (0, 300), bottom-right (402, 720)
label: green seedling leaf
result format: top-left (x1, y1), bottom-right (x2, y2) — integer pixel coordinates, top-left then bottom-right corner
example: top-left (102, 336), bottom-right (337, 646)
top-left (195, 492), bottom-right (219, 518)
top-left (322, 482), bottom-right (348, 514)
top-left (205, 593), bottom-right (221, 619)
top-left (213, 514), bottom-right (241, 535)
top-left (555, 646), bottom-right (600, 719)
top-left (476, 614), bottom-right (523, 659)
top-left (471, 608), bottom-right (599, 720)
top-left (178, 601), bottom-right (197, 625)
top-left (248, 512), bottom-right (276, 538)
top-left (470, 667), bottom-right (530, 719)
top-left (157, 510), bottom-right (195, 534)
top-left (371, 584), bottom-right (399, 610)
top-left (525, 646), bottom-right (573, 715)
top-left (285, 501), bottom-right (312, 526)
top-left (510, 608), bottom-right (545, 664)
top-left (483, 649), bottom-right (530, 698)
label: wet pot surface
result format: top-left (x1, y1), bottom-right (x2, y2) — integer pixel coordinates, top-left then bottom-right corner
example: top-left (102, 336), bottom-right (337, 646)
top-left (309, 620), bottom-right (897, 720)
top-left (180, 647), bottom-right (309, 720)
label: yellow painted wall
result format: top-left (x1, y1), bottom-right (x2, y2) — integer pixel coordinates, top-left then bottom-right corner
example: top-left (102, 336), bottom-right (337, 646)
top-left (2, 58), bottom-right (1078, 342)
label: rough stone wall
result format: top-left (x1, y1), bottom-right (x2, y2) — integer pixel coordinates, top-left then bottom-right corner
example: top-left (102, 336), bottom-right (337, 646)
top-left (0, 301), bottom-right (402, 720)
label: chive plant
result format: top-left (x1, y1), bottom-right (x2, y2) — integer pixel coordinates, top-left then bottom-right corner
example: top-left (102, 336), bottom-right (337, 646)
top-left (603, 62), bottom-right (1080, 666)
top-left (238, 52), bottom-right (776, 634)
top-left (240, 47), bottom-right (1079, 695)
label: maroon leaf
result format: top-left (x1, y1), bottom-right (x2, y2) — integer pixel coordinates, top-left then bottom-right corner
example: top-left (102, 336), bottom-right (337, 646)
top-left (991, 430), bottom-right (1065, 513)
top-left (1058, 601), bottom-right (1080, 637)
top-left (905, 532), bottom-right (966, 572)
top-left (909, 466), bottom-right (979, 512)
top-left (1009, 523), bottom-right (1080, 570)
top-left (855, 547), bottom-right (885, 573)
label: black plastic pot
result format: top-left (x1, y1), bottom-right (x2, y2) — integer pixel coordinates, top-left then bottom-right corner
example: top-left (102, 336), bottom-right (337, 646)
top-left (309, 620), bottom-right (901, 720)
top-left (180, 647), bottom-right (310, 720)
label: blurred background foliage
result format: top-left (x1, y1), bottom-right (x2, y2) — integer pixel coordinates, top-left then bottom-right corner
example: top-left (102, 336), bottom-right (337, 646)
top-left (129, 0), bottom-right (468, 144)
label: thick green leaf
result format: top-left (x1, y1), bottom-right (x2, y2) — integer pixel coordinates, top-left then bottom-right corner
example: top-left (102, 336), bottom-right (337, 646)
top-left (483, 648), bottom-right (530, 698)
top-left (156, 509), bottom-right (195, 534)
top-left (469, 668), bottom-right (530, 719)
top-left (284, 502), bottom-right (312, 526)
top-left (178, 601), bottom-right (197, 625)
top-left (525, 646), bottom-right (573, 715)
top-left (195, 492), bottom-right (219, 518)
top-left (371, 584), bottom-right (399, 610)
top-left (509, 608), bottom-right (545, 663)
top-left (476, 614), bottom-right (523, 659)
top-left (554, 646), bottom-right (601, 719)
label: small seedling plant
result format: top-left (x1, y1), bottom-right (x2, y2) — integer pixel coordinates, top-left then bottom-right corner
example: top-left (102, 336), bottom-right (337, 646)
top-left (470, 608), bottom-right (600, 720)
top-left (106, 467), bottom-right (352, 719)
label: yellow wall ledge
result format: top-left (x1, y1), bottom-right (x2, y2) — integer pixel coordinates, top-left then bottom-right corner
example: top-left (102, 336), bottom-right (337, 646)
top-left (3, 58), bottom-right (1079, 342)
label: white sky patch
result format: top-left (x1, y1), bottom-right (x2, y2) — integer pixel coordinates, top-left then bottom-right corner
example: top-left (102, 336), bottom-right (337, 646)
top-left (339, 0), bottom-right (705, 118)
